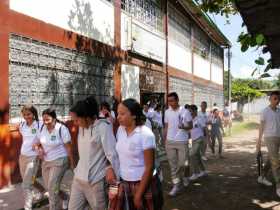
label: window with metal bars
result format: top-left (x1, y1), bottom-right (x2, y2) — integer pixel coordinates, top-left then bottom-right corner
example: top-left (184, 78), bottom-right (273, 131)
top-left (168, 4), bottom-right (191, 49)
top-left (211, 43), bottom-right (223, 67)
top-left (193, 25), bottom-right (211, 59)
top-left (121, 0), bottom-right (163, 33)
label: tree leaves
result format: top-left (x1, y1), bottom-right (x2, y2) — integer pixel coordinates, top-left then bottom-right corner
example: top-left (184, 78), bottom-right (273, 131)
top-left (255, 57), bottom-right (265, 65)
top-left (259, 73), bottom-right (271, 78)
top-left (256, 34), bottom-right (265, 45)
top-left (251, 68), bottom-right (258, 76)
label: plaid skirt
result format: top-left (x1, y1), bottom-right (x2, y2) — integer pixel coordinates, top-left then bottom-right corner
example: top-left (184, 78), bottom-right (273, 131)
top-left (108, 175), bottom-right (163, 210)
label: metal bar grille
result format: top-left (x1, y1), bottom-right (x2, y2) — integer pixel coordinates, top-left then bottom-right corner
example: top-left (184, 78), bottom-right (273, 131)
top-left (121, 0), bottom-right (163, 33)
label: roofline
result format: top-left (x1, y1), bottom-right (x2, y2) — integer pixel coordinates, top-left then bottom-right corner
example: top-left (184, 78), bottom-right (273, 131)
top-left (179, 0), bottom-right (232, 47)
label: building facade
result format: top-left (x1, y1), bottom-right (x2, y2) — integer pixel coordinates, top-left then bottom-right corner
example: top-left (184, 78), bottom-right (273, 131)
top-left (0, 0), bottom-right (229, 188)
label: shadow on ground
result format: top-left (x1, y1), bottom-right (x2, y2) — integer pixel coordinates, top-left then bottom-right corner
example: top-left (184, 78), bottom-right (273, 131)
top-left (161, 130), bottom-right (280, 210)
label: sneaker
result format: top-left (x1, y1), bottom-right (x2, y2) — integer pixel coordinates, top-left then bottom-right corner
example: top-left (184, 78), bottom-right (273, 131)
top-left (198, 171), bottom-right (208, 178)
top-left (32, 191), bottom-right (44, 201)
top-left (189, 174), bottom-right (199, 181)
top-left (168, 184), bottom-right (181, 196)
top-left (62, 197), bottom-right (69, 210)
top-left (257, 176), bottom-right (272, 186)
top-left (44, 191), bottom-right (49, 198)
top-left (201, 156), bottom-right (208, 161)
top-left (183, 177), bottom-right (189, 187)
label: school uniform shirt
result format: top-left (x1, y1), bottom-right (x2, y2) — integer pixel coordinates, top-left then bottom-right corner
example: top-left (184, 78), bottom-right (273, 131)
top-left (191, 116), bottom-right (204, 141)
top-left (198, 111), bottom-right (211, 128)
top-left (174, 108), bottom-right (192, 141)
top-left (74, 119), bottom-right (120, 184)
top-left (261, 106), bottom-right (280, 138)
top-left (143, 110), bottom-right (153, 129)
top-left (152, 111), bottom-right (163, 128)
top-left (116, 125), bottom-right (156, 181)
top-left (19, 120), bottom-right (43, 157)
top-left (37, 123), bottom-right (71, 161)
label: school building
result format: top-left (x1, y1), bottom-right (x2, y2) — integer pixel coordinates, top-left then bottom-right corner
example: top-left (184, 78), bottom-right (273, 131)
top-left (0, 0), bottom-right (230, 188)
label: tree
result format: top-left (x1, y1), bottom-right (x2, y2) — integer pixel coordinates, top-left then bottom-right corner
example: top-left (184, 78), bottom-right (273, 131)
top-left (273, 73), bottom-right (280, 89)
top-left (194, 0), bottom-right (273, 76)
top-left (231, 78), bottom-right (263, 112)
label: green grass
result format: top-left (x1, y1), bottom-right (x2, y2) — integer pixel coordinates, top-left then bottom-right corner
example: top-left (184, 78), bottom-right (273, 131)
top-left (229, 121), bottom-right (259, 135)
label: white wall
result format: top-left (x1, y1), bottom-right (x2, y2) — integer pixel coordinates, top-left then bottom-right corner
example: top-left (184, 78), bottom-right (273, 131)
top-left (193, 53), bottom-right (210, 80)
top-left (211, 64), bottom-right (223, 85)
top-left (168, 41), bottom-right (192, 73)
top-left (10, 0), bottom-right (114, 46)
top-left (121, 64), bottom-right (140, 102)
top-left (121, 12), bottom-right (131, 50)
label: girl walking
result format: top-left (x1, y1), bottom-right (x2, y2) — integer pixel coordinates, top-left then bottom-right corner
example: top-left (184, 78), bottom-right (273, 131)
top-left (68, 96), bottom-right (119, 210)
top-left (19, 105), bottom-right (45, 210)
top-left (34, 108), bottom-right (74, 210)
top-left (109, 98), bottom-right (163, 210)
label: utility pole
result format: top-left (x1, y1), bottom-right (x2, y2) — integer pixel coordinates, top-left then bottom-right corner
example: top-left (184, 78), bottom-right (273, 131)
top-left (227, 47), bottom-right (232, 105)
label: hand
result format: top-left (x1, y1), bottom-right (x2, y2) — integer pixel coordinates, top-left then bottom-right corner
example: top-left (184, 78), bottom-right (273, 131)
top-left (133, 192), bottom-right (143, 209)
top-left (106, 167), bottom-right (116, 184)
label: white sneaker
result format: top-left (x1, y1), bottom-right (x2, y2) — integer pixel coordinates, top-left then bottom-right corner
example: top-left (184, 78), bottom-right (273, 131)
top-left (183, 177), bottom-right (189, 187)
top-left (32, 191), bottom-right (44, 201)
top-left (189, 174), bottom-right (199, 181)
top-left (198, 171), bottom-right (208, 178)
top-left (62, 198), bottom-right (69, 210)
top-left (168, 184), bottom-right (181, 196)
top-left (44, 191), bottom-right (49, 198)
top-left (257, 176), bottom-right (272, 186)
top-left (201, 156), bottom-right (208, 161)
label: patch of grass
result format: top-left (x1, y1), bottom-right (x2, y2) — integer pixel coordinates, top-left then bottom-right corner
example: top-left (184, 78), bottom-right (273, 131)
top-left (230, 121), bottom-right (259, 135)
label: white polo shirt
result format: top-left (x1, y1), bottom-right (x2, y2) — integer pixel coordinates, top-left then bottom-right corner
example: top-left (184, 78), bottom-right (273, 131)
top-left (152, 111), bottom-right (163, 128)
top-left (116, 125), bottom-right (156, 181)
top-left (174, 108), bottom-right (192, 141)
top-left (165, 107), bottom-right (192, 141)
top-left (19, 120), bottom-right (42, 157)
top-left (191, 116), bottom-right (204, 141)
top-left (198, 111), bottom-right (210, 128)
top-left (261, 106), bottom-right (280, 138)
top-left (37, 123), bottom-right (71, 161)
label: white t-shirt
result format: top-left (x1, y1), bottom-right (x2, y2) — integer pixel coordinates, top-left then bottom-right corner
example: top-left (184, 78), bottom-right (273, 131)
top-left (191, 116), bottom-right (205, 141)
top-left (261, 106), bottom-right (280, 138)
top-left (198, 111), bottom-right (210, 128)
top-left (143, 110), bottom-right (153, 129)
top-left (37, 123), bottom-right (71, 161)
top-left (19, 121), bottom-right (42, 156)
top-left (152, 111), bottom-right (163, 128)
top-left (174, 108), bottom-right (192, 141)
top-left (165, 107), bottom-right (192, 141)
top-left (116, 125), bottom-right (156, 181)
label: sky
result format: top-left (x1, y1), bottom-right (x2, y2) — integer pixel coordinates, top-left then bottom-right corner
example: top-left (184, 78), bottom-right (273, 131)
top-left (212, 13), bottom-right (277, 79)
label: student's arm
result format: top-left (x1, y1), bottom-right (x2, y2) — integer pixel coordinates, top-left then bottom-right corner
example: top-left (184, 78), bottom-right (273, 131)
top-left (134, 148), bottom-right (154, 209)
top-left (164, 123), bottom-right (168, 145)
top-left (61, 126), bottom-right (75, 169)
top-left (64, 142), bottom-right (75, 170)
top-left (181, 111), bottom-right (193, 131)
top-left (100, 123), bottom-right (119, 184)
top-left (219, 117), bottom-right (224, 134)
top-left (257, 120), bottom-right (265, 153)
top-left (163, 110), bottom-right (168, 144)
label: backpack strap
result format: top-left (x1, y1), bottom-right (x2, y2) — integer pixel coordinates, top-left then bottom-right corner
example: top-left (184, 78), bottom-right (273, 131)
top-left (40, 124), bottom-right (44, 133)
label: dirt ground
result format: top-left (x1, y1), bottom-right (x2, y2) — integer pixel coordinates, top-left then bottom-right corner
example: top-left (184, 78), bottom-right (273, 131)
top-left (162, 129), bottom-right (280, 210)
